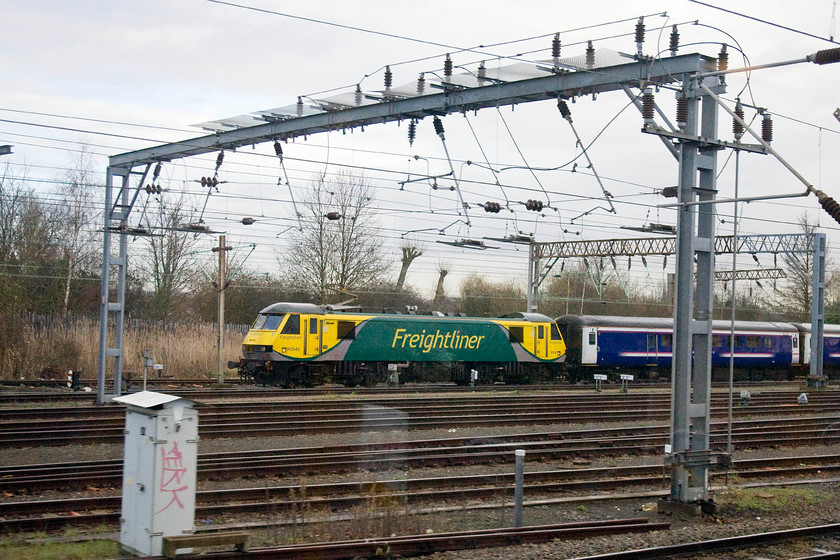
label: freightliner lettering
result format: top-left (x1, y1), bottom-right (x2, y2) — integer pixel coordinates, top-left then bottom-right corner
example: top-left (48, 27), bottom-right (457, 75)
top-left (391, 328), bottom-right (486, 353)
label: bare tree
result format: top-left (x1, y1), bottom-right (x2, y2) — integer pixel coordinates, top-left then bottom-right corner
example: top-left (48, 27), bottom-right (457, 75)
top-left (55, 145), bottom-right (100, 313)
top-left (140, 194), bottom-right (199, 320)
top-left (780, 214), bottom-right (820, 320)
top-left (0, 164), bottom-right (62, 312)
top-left (281, 172), bottom-right (390, 303)
top-left (459, 274), bottom-right (525, 317)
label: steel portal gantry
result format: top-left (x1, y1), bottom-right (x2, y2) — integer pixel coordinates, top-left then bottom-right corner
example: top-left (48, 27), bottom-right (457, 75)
top-left (97, 47), bottom-right (727, 511)
top-left (98, 51), bottom-right (718, 405)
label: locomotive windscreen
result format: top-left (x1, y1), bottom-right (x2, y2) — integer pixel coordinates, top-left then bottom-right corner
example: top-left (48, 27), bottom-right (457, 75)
top-left (252, 314), bottom-right (284, 331)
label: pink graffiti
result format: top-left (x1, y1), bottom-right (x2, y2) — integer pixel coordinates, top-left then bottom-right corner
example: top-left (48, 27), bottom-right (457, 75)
top-left (156, 441), bottom-right (189, 514)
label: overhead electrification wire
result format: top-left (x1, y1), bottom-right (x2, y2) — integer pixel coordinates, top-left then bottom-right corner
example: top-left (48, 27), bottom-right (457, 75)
top-left (0, 118), bottom-right (163, 144)
top-left (205, 0), bottom-right (493, 53)
top-left (688, 0), bottom-right (839, 44)
top-left (0, 107), bottom-right (196, 134)
top-left (461, 114), bottom-right (512, 207)
top-left (494, 108), bottom-right (552, 209)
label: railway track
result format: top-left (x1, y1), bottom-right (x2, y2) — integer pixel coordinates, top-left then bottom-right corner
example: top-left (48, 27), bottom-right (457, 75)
top-left (2, 391), bottom-right (838, 447)
top-left (3, 414), bottom-right (840, 493)
top-left (3, 451), bottom-right (838, 533)
top-left (0, 379), bottom-right (812, 403)
top-left (547, 524), bottom-right (840, 560)
top-left (138, 519), bottom-right (671, 560)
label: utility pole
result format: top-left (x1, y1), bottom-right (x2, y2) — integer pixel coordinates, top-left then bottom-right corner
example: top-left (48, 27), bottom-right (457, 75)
top-left (212, 235), bottom-right (231, 385)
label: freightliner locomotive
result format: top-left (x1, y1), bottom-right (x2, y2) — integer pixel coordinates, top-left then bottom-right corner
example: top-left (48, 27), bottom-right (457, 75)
top-left (230, 302), bottom-right (566, 387)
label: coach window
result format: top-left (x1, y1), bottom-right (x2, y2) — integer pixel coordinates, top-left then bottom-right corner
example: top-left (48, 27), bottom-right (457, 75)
top-left (660, 333), bottom-right (672, 347)
top-left (764, 337), bottom-right (772, 348)
top-left (280, 314), bottom-right (300, 335)
top-left (337, 321), bottom-right (356, 340)
top-left (588, 331), bottom-right (596, 345)
top-left (746, 336), bottom-right (760, 348)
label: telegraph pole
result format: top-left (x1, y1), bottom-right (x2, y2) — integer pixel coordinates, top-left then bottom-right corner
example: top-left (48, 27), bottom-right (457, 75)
top-left (212, 235), bottom-right (231, 384)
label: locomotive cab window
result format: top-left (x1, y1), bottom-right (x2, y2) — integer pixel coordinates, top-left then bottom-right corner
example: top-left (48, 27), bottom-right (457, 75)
top-left (280, 314), bottom-right (300, 335)
top-left (551, 323), bottom-right (561, 340)
top-left (537, 325), bottom-right (544, 340)
top-left (509, 326), bottom-right (524, 343)
top-left (309, 318), bottom-right (319, 334)
top-left (252, 314), bottom-right (268, 330)
top-left (255, 314), bottom-right (284, 331)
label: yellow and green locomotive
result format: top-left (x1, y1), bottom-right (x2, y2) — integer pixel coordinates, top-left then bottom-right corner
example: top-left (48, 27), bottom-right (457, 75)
top-left (231, 302), bottom-right (566, 387)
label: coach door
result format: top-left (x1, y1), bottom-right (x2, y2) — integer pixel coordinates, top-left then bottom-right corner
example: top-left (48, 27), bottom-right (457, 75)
top-left (647, 333), bottom-right (657, 362)
top-left (303, 316), bottom-right (321, 357)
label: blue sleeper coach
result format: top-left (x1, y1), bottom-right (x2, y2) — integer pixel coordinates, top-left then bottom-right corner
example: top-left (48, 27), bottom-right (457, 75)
top-left (555, 315), bottom-right (799, 382)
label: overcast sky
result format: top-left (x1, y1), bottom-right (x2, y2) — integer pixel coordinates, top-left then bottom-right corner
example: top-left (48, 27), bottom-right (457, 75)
top-left (2, 0), bottom-right (839, 301)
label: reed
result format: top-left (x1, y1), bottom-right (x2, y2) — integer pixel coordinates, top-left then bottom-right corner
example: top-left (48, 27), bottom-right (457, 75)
top-left (0, 313), bottom-right (245, 381)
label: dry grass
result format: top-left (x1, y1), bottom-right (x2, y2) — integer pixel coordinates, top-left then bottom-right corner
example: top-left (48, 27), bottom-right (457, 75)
top-left (0, 315), bottom-right (245, 381)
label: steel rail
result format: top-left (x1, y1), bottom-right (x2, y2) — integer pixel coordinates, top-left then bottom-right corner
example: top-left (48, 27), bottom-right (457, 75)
top-left (541, 523), bottom-right (840, 560)
top-left (2, 416), bottom-right (838, 493)
top-left (166, 520), bottom-right (670, 560)
top-left (2, 399), bottom-right (840, 448)
top-left (0, 380), bottom-right (817, 403)
top-left (4, 390), bottom-right (836, 419)
top-left (4, 453), bottom-right (840, 526)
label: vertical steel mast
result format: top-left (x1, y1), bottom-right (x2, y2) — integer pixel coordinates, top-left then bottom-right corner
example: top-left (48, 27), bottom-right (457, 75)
top-left (667, 73), bottom-right (721, 506)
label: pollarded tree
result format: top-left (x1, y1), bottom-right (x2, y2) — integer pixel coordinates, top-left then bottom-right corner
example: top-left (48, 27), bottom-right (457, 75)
top-left (281, 171), bottom-right (390, 303)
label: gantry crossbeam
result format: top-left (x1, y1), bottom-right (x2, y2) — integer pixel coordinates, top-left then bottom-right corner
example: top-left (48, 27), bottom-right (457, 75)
top-left (108, 53), bottom-right (715, 169)
top-left (533, 233), bottom-right (814, 259)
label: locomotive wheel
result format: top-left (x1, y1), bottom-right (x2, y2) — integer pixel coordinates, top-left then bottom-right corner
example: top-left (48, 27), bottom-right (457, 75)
top-left (254, 369), bottom-right (270, 387)
top-left (287, 365), bottom-right (313, 388)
